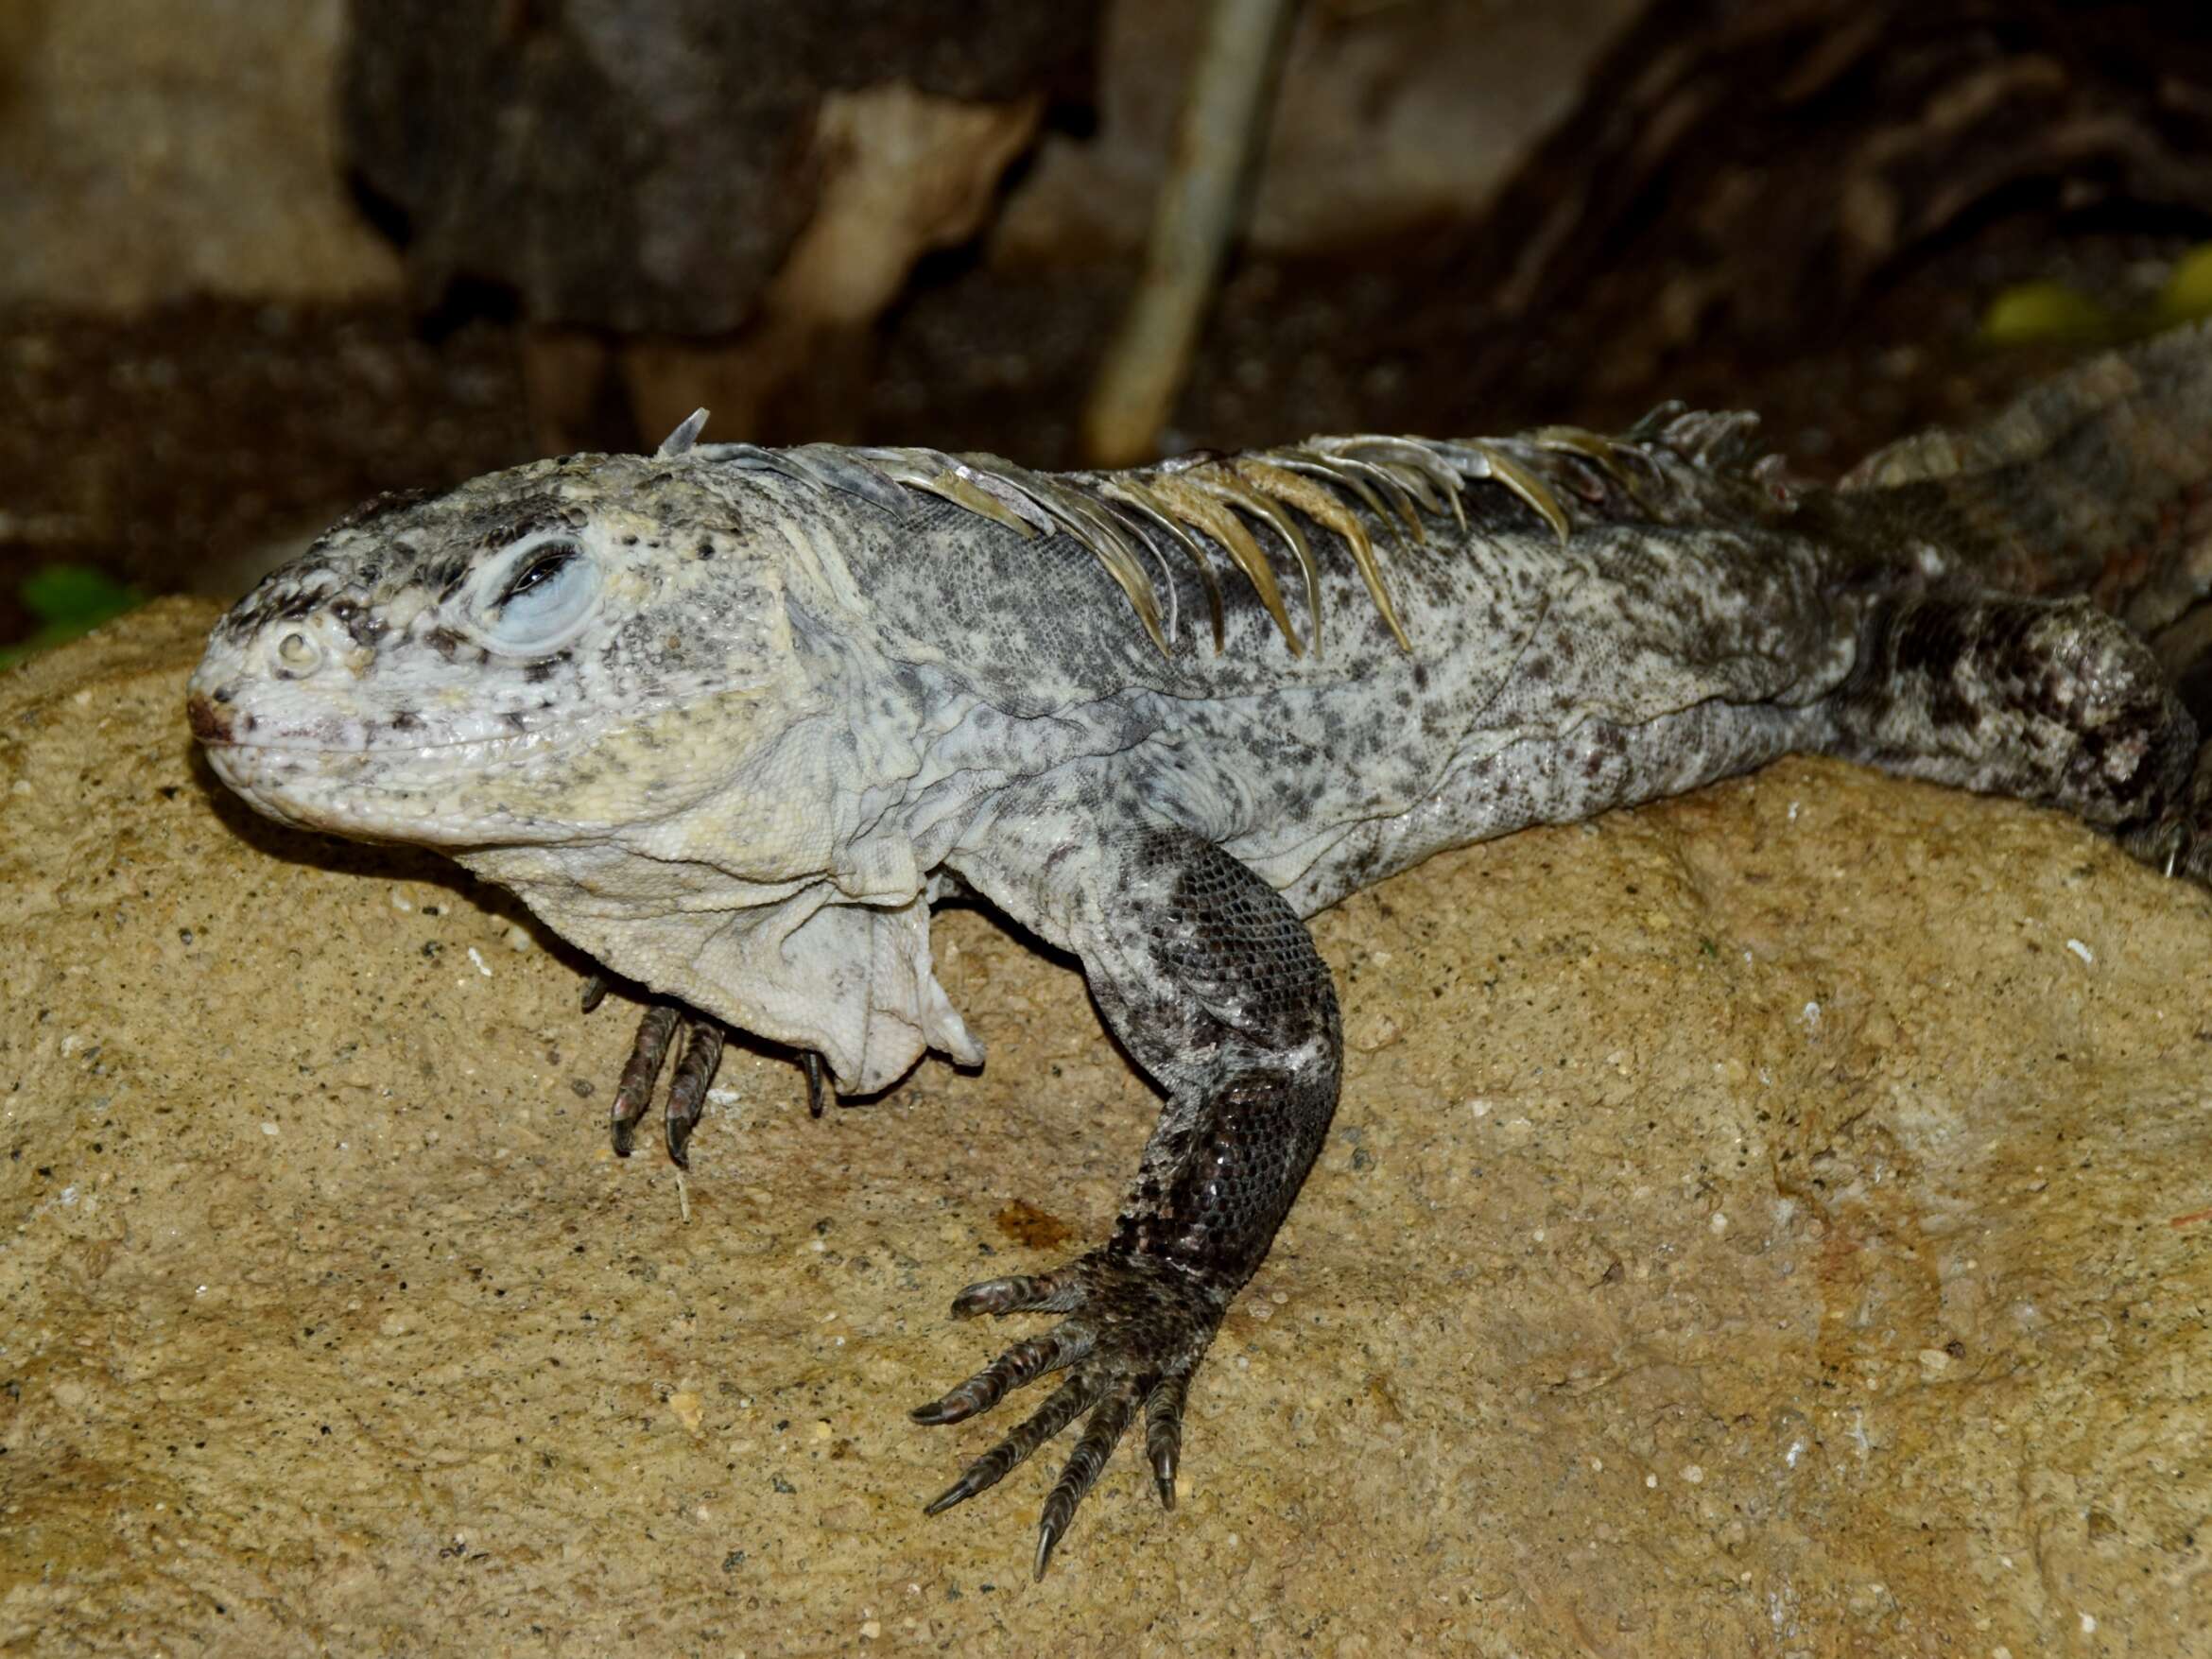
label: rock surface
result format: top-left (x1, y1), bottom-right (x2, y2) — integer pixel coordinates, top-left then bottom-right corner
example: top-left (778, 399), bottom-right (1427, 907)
top-left (3, 601), bottom-right (2209, 1654)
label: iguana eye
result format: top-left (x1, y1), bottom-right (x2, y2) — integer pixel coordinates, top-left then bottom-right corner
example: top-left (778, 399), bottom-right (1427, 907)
top-left (501, 545), bottom-right (577, 605)
top-left (471, 536), bottom-right (600, 653)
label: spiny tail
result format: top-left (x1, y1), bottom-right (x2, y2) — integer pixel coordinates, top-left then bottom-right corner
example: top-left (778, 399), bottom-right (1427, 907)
top-left (1841, 321), bottom-right (2212, 717)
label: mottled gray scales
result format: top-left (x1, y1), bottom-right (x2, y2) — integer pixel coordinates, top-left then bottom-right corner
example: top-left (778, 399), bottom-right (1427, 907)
top-left (189, 323), bottom-right (2212, 1575)
top-left (1829, 591), bottom-right (2198, 835)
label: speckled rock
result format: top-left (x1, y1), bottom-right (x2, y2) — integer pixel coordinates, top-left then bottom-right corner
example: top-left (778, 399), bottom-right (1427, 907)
top-left (3, 600), bottom-right (2208, 1655)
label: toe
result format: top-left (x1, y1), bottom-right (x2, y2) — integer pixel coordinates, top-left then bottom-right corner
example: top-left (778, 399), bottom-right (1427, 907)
top-left (1032, 1381), bottom-right (1140, 1579)
top-left (951, 1269), bottom-right (1082, 1320)
top-left (910, 1327), bottom-right (1091, 1426)
top-left (1143, 1372), bottom-right (1188, 1510)
top-left (923, 1372), bottom-right (1101, 1515)
top-left (662, 1017), bottom-right (725, 1167)
top-left (609, 1003), bottom-right (680, 1157)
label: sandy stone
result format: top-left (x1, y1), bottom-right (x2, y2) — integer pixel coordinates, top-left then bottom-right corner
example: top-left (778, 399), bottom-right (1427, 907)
top-left (3, 599), bottom-right (2209, 1653)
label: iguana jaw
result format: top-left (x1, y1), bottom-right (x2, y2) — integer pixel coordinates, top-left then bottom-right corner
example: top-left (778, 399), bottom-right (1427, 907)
top-left (189, 708), bottom-right (586, 844)
top-left (189, 681), bottom-right (817, 852)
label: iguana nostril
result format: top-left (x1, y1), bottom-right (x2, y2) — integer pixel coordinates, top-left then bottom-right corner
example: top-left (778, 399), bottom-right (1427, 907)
top-left (276, 630), bottom-right (321, 672)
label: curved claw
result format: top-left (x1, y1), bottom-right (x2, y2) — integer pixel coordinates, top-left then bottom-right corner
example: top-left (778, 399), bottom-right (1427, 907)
top-left (1033, 1383), bottom-right (1139, 1579)
top-left (1144, 1371), bottom-right (1187, 1510)
top-left (923, 1373), bottom-right (1101, 1515)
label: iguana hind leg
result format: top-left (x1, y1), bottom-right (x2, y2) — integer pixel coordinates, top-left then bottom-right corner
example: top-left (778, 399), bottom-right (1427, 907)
top-left (1824, 587), bottom-right (2210, 885)
top-left (917, 825), bottom-right (1340, 1576)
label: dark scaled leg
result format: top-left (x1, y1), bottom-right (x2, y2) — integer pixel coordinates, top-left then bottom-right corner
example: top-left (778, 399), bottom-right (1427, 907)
top-left (1824, 589), bottom-right (2210, 887)
top-left (915, 827), bottom-right (1340, 1576)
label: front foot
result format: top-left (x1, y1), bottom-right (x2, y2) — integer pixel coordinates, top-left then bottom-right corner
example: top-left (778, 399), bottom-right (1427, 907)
top-left (911, 1248), bottom-right (1231, 1578)
top-left (579, 975), bottom-right (837, 1166)
top-left (604, 1002), bottom-right (724, 1166)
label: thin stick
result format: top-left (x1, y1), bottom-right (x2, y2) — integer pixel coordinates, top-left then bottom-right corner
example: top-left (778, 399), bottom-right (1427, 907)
top-left (1080, 0), bottom-right (1297, 467)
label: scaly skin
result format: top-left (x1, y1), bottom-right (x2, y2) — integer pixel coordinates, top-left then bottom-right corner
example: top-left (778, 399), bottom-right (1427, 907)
top-left (188, 328), bottom-right (2212, 1576)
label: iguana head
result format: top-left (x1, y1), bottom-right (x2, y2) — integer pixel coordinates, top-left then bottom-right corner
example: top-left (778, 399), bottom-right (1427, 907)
top-left (188, 443), bottom-right (815, 851)
top-left (189, 430), bottom-right (983, 1093)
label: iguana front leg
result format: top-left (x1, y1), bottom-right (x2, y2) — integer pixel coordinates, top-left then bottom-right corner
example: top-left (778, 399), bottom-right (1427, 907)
top-left (915, 824), bottom-right (1341, 1576)
top-left (601, 1000), bottom-right (724, 1166)
top-left (581, 974), bottom-right (837, 1163)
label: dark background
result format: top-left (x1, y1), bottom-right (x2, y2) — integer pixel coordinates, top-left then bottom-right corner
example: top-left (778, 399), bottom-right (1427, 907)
top-left (7, 0), bottom-right (2212, 654)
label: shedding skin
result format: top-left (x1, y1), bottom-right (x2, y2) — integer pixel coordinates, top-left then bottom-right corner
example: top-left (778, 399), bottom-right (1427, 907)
top-left (186, 325), bottom-right (2212, 1576)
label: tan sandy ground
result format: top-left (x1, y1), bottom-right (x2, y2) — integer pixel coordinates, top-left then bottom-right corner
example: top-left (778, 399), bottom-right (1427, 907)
top-left (2, 600), bottom-right (2208, 1656)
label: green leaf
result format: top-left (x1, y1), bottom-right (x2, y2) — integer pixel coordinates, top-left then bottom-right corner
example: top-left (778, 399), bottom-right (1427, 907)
top-left (1977, 281), bottom-right (2116, 348)
top-left (2156, 243), bottom-right (2212, 325)
top-left (1, 563), bottom-right (144, 666)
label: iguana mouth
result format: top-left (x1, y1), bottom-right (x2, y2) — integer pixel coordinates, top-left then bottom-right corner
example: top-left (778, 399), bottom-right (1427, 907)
top-left (185, 687), bottom-right (563, 758)
top-left (193, 723), bottom-right (573, 848)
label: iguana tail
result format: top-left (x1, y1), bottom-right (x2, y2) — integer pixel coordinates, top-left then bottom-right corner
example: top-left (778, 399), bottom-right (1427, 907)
top-left (1840, 322), bottom-right (2212, 717)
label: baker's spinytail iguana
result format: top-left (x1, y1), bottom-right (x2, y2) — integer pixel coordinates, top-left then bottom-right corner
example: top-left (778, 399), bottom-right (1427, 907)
top-left (188, 328), bottom-right (2212, 1577)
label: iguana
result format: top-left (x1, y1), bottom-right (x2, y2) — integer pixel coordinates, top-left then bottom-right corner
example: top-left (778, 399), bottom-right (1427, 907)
top-left (187, 326), bottom-right (2212, 1577)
